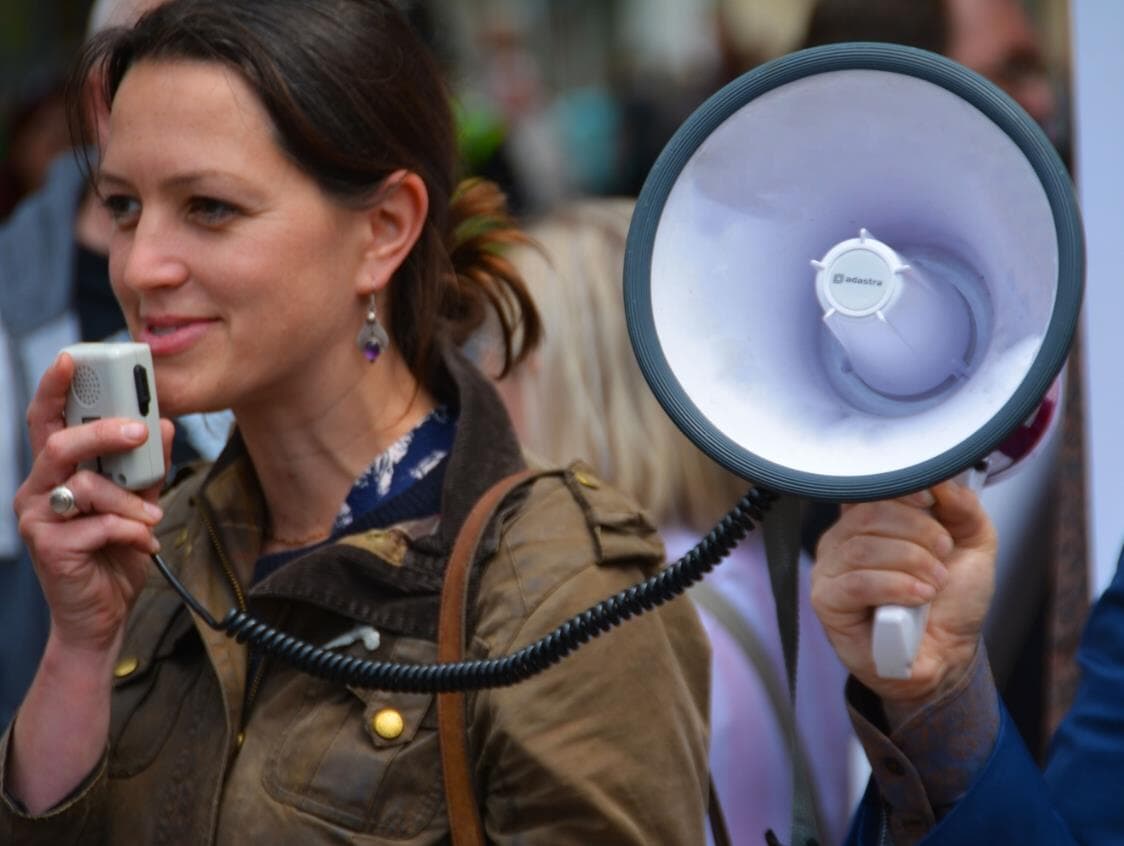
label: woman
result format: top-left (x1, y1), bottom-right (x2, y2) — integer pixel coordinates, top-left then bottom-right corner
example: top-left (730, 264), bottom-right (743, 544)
top-left (492, 198), bottom-right (854, 845)
top-left (2, 2), bottom-right (710, 843)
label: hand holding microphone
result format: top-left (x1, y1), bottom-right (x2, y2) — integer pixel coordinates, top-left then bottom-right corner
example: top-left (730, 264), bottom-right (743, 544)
top-left (810, 479), bottom-right (997, 712)
top-left (13, 345), bottom-right (174, 655)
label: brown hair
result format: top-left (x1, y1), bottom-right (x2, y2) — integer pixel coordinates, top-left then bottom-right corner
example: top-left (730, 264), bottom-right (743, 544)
top-left (68, 0), bottom-right (540, 384)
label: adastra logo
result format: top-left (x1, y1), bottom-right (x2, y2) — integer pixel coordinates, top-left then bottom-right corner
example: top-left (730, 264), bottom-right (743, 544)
top-left (832, 273), bottom-right (883, 287)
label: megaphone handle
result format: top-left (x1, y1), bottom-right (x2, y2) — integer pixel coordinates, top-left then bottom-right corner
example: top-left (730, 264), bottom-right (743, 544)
top-left (872, 463), bottom-right (988, 679)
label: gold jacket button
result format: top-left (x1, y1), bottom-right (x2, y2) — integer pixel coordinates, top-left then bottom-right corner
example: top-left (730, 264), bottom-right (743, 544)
top-left (372, 708), bottom-right (405, 740)
top-left (113, 656), bottom-right (140, 679)
top-left (235, 731), bottom-right (246, 750)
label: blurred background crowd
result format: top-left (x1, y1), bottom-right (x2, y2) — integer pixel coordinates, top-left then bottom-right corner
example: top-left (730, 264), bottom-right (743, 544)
top-left (0, 0), bottom-right (1074, 223)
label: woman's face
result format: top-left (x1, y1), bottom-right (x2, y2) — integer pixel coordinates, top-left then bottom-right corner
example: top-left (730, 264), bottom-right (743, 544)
top-left (98, 60), bottom-right (378, 417)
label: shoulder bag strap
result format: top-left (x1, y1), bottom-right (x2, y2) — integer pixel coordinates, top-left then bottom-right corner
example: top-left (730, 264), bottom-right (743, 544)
top-left (437, 468), bottom-right (543, 846)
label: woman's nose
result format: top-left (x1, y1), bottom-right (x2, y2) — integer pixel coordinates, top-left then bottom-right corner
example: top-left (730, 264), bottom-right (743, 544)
top-left (116, 214), bottom-right (190, 292)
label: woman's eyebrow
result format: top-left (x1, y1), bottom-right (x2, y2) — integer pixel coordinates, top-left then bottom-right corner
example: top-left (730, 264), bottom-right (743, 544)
top-left (96, 168), bottom-right (261, 195)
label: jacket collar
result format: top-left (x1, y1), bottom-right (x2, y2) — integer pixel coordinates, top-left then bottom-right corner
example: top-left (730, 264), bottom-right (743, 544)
top-left (179, 341), bottom-right (526, 638)
top-left (422, 339), bottom-right (527, 551)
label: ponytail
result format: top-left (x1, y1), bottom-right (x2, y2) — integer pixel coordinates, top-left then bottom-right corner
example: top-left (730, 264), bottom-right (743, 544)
top-left (443, 177), bottom-right (542, 378)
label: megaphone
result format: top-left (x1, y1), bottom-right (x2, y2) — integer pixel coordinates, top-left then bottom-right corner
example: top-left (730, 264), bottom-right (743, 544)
top-left (623, 43), bottom-right (1083, 678)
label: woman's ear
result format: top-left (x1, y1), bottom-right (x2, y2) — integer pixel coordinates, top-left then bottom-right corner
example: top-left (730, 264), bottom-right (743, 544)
top-left (360, 170), bottom-right (429, 294)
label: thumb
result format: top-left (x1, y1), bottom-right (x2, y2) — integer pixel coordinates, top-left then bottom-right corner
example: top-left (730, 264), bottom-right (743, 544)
top-left (930, 479), bottom-right (994, 549)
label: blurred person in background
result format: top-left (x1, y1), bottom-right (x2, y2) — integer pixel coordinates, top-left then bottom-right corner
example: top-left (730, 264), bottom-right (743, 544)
top-left (0, 81), bottom-right (70, 221)
top-left (0, 0), bottom-right (227, 731)
top-left (398, 0), bottom-right (535, 217)
top-left (802, 0), bottom-right (1066, 162)
top-left (489, 197), bottom-right (855, 845)
top-left (463, 13), bottom-right (569, 217)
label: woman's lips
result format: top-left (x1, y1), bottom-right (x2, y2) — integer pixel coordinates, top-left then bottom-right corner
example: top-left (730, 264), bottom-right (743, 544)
top-left (137, 319), bottom-right (216, 356)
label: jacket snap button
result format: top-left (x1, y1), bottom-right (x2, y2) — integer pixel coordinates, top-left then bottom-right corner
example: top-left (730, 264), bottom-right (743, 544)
top-left (113, 656), bottom-right (140, 679)
top-left (372, 708), bottom-right (405, 740)
top-left (235, 731), bottom-right (246, 750)
top-left (573, 470), bottom-right (599, 489)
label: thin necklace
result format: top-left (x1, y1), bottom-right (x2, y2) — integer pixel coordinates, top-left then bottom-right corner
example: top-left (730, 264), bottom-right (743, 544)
top-left (265, 525), bottom-right (332, 548)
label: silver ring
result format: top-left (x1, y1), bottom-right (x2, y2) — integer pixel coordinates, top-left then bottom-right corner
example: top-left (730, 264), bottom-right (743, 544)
top-left (48, 485), bottom-right (79, 518)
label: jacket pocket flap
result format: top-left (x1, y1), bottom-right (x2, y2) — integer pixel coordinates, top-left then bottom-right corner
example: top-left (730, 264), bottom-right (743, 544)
top-left (349, 689), bottom-right (432, 749)
top-left (564, 462), bottom-right (664, 567)
top-left (111, 587), bottom-right (197, 693)
top-left (345, 632), bottom-right (437, 749)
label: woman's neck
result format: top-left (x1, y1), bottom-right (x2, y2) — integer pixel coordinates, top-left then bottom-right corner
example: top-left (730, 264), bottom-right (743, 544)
top-left (235, 350), bottom-right (436, 554)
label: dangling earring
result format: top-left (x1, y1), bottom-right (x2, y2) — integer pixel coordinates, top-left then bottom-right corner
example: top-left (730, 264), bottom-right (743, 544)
top-left (356, 293), bottom-right (389, 362)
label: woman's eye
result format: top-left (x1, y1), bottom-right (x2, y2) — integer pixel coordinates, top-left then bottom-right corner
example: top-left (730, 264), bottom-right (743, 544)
top-left (102, 194), bottom-right (140, 227)
top-left (188, 196), bottom-right (240, 225)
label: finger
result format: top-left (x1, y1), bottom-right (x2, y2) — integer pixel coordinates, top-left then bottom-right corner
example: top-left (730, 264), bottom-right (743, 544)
top-left (26, 512), bottom-right (161, 562)
top-left (31, 418), bottom-right (153, 490)
top-left (64, 470), bottom-right (164, 526)
top-left (931, 480), bottom-right (995, 546)
top-left (825, 534), bottom-right (949, 587)
top-left (816, 568), bottom-right (938, 614)
top-left (840, 488), bottom-right (935, 514)
top-left (27, 352), bottom-right (74, 454)
top-left (818, 500), bottom-right (953, 562)
top-left (897, 489), bottom-right (936, 509)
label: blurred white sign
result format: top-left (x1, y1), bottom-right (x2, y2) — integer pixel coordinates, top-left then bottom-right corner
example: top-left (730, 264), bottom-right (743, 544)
top-left (1072, 1), bottom-right (1124, 597)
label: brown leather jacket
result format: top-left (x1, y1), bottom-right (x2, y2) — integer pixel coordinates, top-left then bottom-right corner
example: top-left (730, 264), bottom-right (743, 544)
top-left (1, 347), bottom-right (711, 845)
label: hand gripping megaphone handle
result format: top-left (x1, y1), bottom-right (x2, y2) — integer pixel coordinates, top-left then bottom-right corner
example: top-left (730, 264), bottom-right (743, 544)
top-left (872, 464), bottom-right (988, 679)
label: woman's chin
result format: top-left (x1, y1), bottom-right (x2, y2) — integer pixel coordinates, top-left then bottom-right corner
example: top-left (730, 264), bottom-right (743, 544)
top-left (153, 381), bottom-right (224, 420)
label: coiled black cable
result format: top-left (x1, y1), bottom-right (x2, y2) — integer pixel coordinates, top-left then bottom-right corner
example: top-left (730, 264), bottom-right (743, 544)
top-left (150, 486), bottom-right (776, 692)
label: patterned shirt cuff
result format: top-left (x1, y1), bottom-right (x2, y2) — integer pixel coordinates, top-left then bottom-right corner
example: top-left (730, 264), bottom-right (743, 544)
top-left (847, 646), bottom-right (1000, 845)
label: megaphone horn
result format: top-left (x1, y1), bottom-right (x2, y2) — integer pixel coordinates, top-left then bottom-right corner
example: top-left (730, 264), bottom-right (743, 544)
top-left (624, 42), bottom-right (1084, 677)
